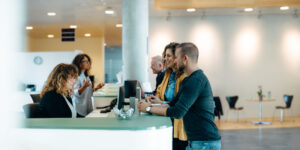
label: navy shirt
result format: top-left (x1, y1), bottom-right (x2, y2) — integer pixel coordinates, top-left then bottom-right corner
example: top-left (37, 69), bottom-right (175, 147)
top-left (166, 70), bottom-right (221, 141)
top-left (153, 71), bottom-right (165, 95)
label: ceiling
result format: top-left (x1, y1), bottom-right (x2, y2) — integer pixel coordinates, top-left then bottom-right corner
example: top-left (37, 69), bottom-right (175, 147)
top-left (26, 0), bottom-right (300, 46)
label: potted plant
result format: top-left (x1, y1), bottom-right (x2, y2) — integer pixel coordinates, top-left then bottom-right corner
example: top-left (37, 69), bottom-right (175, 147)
top-left (257, 85), bottom-right (264, 100)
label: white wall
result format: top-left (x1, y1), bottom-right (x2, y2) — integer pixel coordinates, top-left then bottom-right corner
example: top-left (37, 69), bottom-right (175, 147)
top-left (18, 51), bottom-right (81, 92)
top-left (149, 14), bottom-right (300, 119)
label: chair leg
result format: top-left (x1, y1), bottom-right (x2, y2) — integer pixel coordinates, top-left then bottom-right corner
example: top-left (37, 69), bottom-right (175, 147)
top-left (242, 110), bottom-right (247, 123)
top-left (280, 109), bottom-right (284, 122)
top-left (226, 109), bottom-right (230, 122)
top-left (290, 109), bottom-right (295, 122)
top-left (237, 110), bottom-right (239, 122)
top-left (272, 109), bottom-right (277, 122)
top-left (234, 110), bottom-right (237, 122)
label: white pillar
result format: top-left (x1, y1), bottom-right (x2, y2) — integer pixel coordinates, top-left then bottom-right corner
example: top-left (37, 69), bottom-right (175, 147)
top-left (0, 0), bottom-right (25, 149)
top-left (122, 0), bottom-right (149, 83)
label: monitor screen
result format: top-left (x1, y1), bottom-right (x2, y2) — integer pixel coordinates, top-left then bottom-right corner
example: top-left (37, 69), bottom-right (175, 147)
top-left (124, 80), bottom-right (137, 98)
top-left (117, 86), bottom-right (125, 109)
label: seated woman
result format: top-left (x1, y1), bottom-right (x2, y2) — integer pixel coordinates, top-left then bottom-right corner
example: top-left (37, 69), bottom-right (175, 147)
top-left (147, 42), bottom-right (188, 150)
top-left (38, 63), bottom-right (79, 118)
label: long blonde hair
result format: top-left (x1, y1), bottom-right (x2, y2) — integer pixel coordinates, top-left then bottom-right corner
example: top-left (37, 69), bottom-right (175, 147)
top-left (41, 63), bottom-right (78, 98)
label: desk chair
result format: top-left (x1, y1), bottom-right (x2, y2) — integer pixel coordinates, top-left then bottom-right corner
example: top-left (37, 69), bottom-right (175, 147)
top-left (30, 94), bottom-right (41, 103)
top-left (23, 103), bottom-right (40, 118)
top-left (273, 95), bottom-right (295, 122)
top-left (226, 96), bottom-right (245, 122)
top-left (213, 96), bottom-right (223, 120)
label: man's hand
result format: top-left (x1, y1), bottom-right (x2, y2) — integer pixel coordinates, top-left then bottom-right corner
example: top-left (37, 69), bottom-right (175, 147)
top-left (138, 101), bottom-right (151, 112)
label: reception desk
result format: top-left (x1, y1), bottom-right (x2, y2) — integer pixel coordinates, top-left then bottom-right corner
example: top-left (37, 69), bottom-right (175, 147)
top-left (19, 111), bottom-right (172, 150)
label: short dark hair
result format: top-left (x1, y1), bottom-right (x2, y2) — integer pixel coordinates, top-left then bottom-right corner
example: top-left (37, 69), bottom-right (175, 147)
top-left (176, 43), bottom-right (199, 63)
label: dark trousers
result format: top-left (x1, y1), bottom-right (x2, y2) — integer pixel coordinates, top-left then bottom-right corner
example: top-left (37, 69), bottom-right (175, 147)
top-left (173, 138), bottom-right (188, 150)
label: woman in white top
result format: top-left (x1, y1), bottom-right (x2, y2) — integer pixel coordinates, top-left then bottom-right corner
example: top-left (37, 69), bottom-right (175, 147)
top-left (72, 54), bottom-right (105, 117)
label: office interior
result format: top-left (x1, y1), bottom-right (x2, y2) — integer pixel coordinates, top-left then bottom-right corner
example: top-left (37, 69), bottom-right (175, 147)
top-left (1, 0), bottom-right (300, 149)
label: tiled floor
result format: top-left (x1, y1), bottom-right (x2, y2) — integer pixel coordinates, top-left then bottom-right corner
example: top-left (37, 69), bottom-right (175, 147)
top-left (220, 127), bottom-right (300, 150)
top-left (215, 116), bottom-right (300, 150)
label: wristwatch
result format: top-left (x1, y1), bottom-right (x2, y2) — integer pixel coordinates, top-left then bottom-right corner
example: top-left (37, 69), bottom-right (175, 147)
top-left (146, 106), bottom-right (151, 112)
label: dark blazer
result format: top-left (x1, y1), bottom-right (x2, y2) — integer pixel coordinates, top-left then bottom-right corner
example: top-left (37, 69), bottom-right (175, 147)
top-left (38, 90), bottom-right (76, 118)
top-left (153, 71), bottom-right (165, 95)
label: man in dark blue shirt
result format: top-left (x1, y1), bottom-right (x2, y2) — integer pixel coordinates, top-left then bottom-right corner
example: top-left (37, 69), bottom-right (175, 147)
top-left (138, 43), bottom-right (221, 150)
top-left (150, 55), bottom-right (165, 95)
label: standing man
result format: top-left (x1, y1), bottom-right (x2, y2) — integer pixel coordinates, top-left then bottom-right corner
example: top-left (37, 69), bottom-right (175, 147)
top-left (150, 55), bottom-right (165, 95)
top-left (139, 43), bottom-right (221, 150)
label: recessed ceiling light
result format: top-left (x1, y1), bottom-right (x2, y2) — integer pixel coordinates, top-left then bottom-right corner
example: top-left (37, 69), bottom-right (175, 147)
top-left (26, 26), bottom-right (33, 30)
top-left (84, 33), bottom-right (91, 37)
top-left (47, 12), bottom-right (56, 16)
top-left (47, 34), bottom-right (54, 38)
top-left (280, 6), bottom-right (289, 10)
top-left (186, 8), bottom-right (196, 12)
top-left (70, 25), bottom-right (77, 29)
top-left (244, 8), bottom-right (254, 12)
top-left (105, 10), bottom-right (114, 15)
top-left (116, 24), bottom-right (122, 28)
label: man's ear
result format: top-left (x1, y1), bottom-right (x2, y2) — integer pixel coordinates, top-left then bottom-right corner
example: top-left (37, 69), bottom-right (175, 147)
top-left (184, 55), bottom-right (188, 62)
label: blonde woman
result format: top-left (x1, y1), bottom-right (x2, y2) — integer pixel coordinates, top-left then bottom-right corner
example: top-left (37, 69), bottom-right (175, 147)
top-left (147, 42), bottom-right (188, 150)
top-left (38, 63), bottom-right (78, 118)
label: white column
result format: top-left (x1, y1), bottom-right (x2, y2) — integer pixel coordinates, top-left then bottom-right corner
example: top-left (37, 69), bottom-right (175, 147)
top-left (122, 0), bottom-right (149, 83)
top-left (0, 0), bottom-right (25, 149)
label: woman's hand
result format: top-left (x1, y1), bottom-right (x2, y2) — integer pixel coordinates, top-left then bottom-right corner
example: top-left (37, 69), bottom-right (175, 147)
top-left (83, 79), bottom-right (91, 88)
top-left (94, 82), bottom-right (105, 91)
top-left (146, 95), bottom-right (162, 104)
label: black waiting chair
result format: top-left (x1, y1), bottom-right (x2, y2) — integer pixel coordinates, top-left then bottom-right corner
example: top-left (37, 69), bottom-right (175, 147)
top-left (23, 103), bottom-right (40, 118)
top-left (213, 96), bottom-right (223, 120)
top-left (226, 96), bottom-right (245, 122)
top-left (30, 94), bottom-right (41, 103)
top-left (273, 95), bottom-right (295, 122)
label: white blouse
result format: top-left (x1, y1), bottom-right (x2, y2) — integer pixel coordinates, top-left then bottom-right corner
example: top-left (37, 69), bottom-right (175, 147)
top-left (72, 72), bottom-right (94, 116)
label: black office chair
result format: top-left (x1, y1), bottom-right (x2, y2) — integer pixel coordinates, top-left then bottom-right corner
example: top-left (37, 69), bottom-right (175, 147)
top-left (23, 103), bottom-right (40, 118)
top-left (273, 95), bottom-right (295, 122)
top-left (226, 96), bottom-right (245, 122)
top-left (213, 96), bottom-right (223, 120)
top-left (30, 94), bottom-right (41, 103)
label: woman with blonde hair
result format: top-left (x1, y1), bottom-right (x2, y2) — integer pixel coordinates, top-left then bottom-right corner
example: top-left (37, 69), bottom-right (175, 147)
top-left (39, 63), bottom-right (79, 118)
top-left (147, 42), bottom-right (188, 150)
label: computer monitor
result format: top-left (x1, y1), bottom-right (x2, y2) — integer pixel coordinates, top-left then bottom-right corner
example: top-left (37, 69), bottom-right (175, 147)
top-left (124, 80), bottom-right (137, 98)
top-left (117, 86), bottom-right (125, 109)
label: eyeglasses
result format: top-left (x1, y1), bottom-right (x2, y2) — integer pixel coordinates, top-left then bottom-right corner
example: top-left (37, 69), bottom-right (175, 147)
top-left (82, 60), bottom-right (89, 63)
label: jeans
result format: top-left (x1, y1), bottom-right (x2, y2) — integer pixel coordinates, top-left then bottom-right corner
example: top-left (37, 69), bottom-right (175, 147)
top-left (186, 140), bottom-right (221, 150)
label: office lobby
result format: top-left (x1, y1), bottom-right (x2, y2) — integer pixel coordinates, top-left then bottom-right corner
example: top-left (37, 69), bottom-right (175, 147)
top-left (1, 0), bottom-right (300, 150)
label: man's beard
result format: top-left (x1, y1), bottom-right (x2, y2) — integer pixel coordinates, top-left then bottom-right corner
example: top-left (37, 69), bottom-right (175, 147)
top-left (178, 63), bottom-right (185, 73)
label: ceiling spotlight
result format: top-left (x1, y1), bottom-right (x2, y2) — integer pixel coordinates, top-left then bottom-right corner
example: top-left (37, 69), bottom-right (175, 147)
top-left (105, 8), bottom-right (114, 15)
top-left (84, 33), bottom-right (91, 37)
top-left (70, 25), bottom-right (77, 29)
top-left (186, 8), bottom-right (196, 12)
top-left (26, 26), bottom-right (33, 30)
top-left (244, 8), bottom-right (254, 12)
top-left (116, 24), bottom-right (122, 28)
top-left (280, 6), bottom-right (289, 10)
top-left (47, 34), bottom-right (54, 38)
top-left (47, 12), bottom-right (56, 16)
